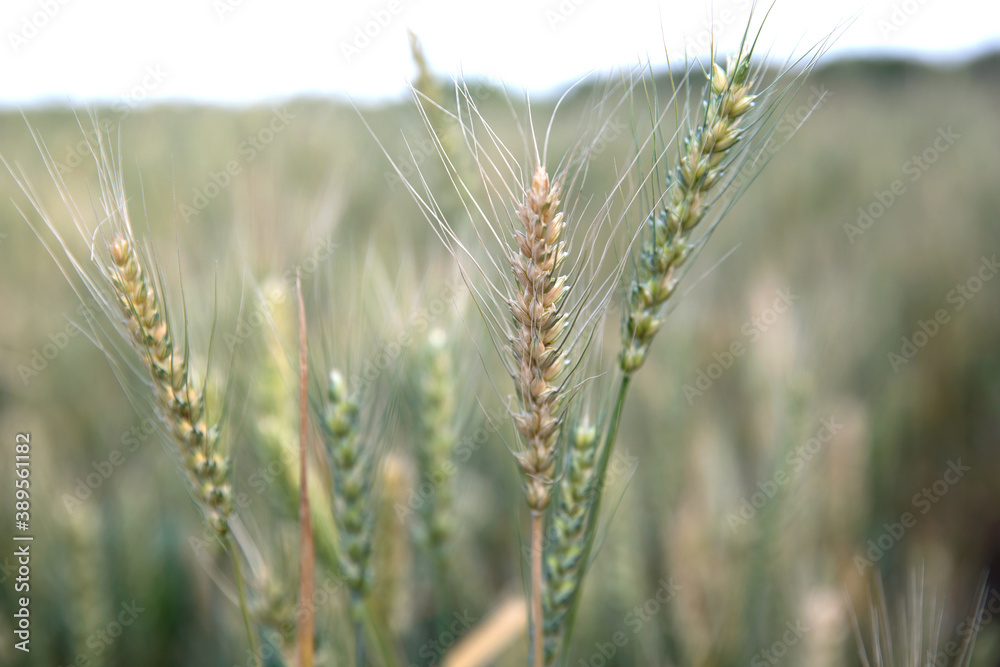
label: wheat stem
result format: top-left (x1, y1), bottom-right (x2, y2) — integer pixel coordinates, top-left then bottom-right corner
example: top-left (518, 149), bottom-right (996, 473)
top-left (531, 512), bottom-right (545, 667)
top-left (229, 537), bottom-right (262, 667)
top-left (296, 272), bottom-right (315, 667)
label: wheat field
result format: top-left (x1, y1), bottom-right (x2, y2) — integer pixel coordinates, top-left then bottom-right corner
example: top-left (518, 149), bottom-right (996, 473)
top-left (1, 30), bottom-right (1000, 667)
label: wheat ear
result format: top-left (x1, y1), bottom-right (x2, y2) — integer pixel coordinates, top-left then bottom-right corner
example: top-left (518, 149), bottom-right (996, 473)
top-left (556, 51), bottom-right (768, 659)
top-left (252, 279), bottom-right (340, 573)
top-left (621, 55), bottom-right (756, 374)
top-left (416, 329), bottom-right (458, 552)
top-left (511, 165), bottom-right (569, 513)
top-left (509, 165), bottom-right (570, 666)
top-left (108, 233), bottom-right (234, 536)
top-left (542, 420), bottom-right (596, 664)
top-left (321, 369), bottom-right (375, 664)
top-left (322, 370), bottom-right (373, 592)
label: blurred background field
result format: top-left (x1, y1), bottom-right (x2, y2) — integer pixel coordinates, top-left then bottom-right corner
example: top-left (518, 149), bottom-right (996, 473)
top-left (2, 51), bottom-right (1000, 666)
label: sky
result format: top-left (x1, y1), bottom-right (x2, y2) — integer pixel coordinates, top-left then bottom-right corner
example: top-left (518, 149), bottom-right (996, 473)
top-left (2, 0), bottom-right (999, 108)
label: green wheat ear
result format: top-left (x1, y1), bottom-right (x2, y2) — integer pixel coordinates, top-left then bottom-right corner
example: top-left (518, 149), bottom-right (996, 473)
top-left (322, 370), bottom-right (374, 600)
top-left (543, 418), bottom-right (597, 664)
top-left (621, 55), bottom-right (757, 375)
top-left (250, 277), bottom-right (340, 573)
top-left (414, 327), bottom-right (458, 551)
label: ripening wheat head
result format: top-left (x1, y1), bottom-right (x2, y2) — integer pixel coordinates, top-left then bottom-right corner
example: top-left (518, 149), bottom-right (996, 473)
top-left (5, 119), bottom-right (233, 536)
top-left (372, 71), bottom-right (664, 512)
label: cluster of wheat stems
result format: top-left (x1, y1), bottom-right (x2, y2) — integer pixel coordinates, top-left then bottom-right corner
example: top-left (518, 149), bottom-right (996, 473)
top-left (15, 14), bottom-right (968, 667)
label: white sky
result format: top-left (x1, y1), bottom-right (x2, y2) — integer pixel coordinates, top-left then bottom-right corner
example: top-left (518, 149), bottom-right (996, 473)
top-left (2, 0), bottom-right (999, 107)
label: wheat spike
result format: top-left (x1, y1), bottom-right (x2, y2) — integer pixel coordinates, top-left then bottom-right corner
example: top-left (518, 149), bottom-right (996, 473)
top-left (542, 420), bottom-right (597, 663)
top-left (621, 55), bottom-right (757, 374)
top-left (415, 328), bottom-right (458, 549)
top-left (108, 233), bottom-right (233, 536)
top-left (510, 165), bottom-right (569, 513)
top-left (322, 369), bottom-right (374, 598)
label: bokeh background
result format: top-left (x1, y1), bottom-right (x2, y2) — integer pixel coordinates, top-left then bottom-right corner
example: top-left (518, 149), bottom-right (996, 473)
top-left (2, 1), bottom-right (1000, 665)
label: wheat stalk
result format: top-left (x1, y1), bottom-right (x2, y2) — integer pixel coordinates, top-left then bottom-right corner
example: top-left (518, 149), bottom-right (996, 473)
top-left (556, 24), bottom-right (837, 657)
top-left (367, 17), bottom-right (835, 662)
top-left (506, 164), bottom-right (571, 666)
